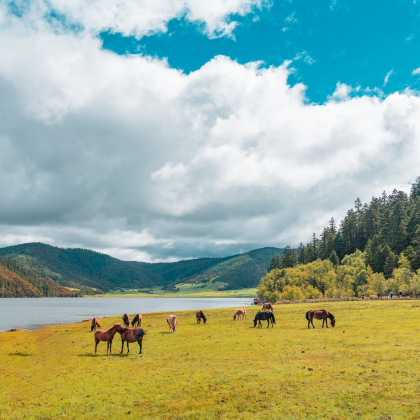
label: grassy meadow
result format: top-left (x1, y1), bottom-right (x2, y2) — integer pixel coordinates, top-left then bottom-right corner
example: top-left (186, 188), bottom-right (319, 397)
top-left (100, 283), bottom-right (257, 298)
top-left (1, 300), bottom-right (420, 419)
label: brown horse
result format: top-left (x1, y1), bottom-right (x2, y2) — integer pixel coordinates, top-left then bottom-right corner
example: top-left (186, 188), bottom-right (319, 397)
top-left (118, 328), bottom-right (146, 354)
top-left (306, 310), bottom-right (336, 329)
top-left (196, 310), bottom-right (207, 324)
top-left (167, 315), bottom-right (177, 333)
top-left (233, 308), bottom-right (246, 320)
top-left (131, 313), bottom-right (142, 327)
top-left (262, 303), bottom-right (273, 312)
top-left (91, 317), bottom-right (100, 332)
top-left (122, 314), bottom-right (130, 328)
top-left (94, 323), bottom-right (126, 354)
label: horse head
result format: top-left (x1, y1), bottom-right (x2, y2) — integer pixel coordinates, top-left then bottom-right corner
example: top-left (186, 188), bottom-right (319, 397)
top-left (330, 318), bottom-right (335, 327)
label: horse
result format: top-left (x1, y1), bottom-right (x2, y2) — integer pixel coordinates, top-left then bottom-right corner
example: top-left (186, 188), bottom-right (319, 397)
top-left (167, 315), bottom-right (177, 333)
top-left (262, 303), bottom-right (274, 312)
top-left (131, 313), bottom-right (142, 327)
top-left (306, 310), bottom-right (336, 329)
top-left (118, 328), bottom-right (146, 354)
top-left (94, 323), bottom-right (125, 354)
top-left (196, 310), bottom-right (207, 324)
top-left (253, 311), bottom-right (276, 328)
top-left (233, 308), bottom-right (246, 320)
top-left (91, 317), bottom-right (100, 332)
top-left (122, 313), bottom-right (130, 328)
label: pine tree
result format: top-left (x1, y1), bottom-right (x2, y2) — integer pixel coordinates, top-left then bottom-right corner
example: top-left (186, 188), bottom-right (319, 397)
top-left (268, 255), bottom-right (282, 272)
top-left (281, 246), bottom-right (297, 268)
top-left (329, 250), bottom-right (339, 267)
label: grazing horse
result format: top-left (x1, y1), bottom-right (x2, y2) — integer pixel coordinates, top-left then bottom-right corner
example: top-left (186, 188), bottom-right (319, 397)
top-left (131, 313), bottom-right (142, 327)
top-left (94, 323), bottom-right (125, 354)
top-left (262, 303), bottom-right (274, 312)
top-left (118, 328), bottom-right (146, 354)
top-left (233, 308), bottom-right (246, 320)
top-left (122, 313), bottom-right (130, 328)
top-left (306, 310), bottom-right (336, 329)
top-left (167, 315), bottom-right (177, 333)
top-left (253, 311), bottom-right (276, 328)
top-left (91, 317), bottom-right (100, 332)
top-left (196, 310), bottom-right (207, 324)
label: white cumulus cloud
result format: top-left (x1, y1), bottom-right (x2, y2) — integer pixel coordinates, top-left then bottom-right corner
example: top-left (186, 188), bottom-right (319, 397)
top-left (0, 1), bottom-right (419, 261)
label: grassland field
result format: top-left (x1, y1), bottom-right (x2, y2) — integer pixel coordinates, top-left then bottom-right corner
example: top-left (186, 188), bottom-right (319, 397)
top-left (100, 283), bottom-right (257, 298)
top-left (1, 300), bottom-right (420, 419)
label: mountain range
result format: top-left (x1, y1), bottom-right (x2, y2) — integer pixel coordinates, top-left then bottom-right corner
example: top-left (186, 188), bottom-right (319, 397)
top-left (0, 243), bottom-right (283, 297)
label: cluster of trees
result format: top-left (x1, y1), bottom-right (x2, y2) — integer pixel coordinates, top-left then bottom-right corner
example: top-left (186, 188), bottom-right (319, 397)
top-left (259, 177), bottom-right (420, 301)
top-left (259, 250), bottom-right (420, 302)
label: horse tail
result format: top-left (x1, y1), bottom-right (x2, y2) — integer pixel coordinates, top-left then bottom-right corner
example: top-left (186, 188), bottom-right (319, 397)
top-left (271, 313), bottom-right (276, 324)
top-left (135, 329), bottom-right (146, 339)
top-left (305, 311), bottom-right (310, 321)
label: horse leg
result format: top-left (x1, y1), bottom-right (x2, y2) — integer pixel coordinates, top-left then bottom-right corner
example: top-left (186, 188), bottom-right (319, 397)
top-left (137, 338), bottom-right (142, 354)
top-left (120, 340), bottom-right (124, 354)
top-left (127, 342), bottom-right (130, 353)
top-left (95, 338), bottom-right (99, 354)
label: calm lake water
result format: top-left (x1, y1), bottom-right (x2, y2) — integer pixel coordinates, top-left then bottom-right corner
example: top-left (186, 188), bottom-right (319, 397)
top-left (0, 297), bottom-right (252, 331)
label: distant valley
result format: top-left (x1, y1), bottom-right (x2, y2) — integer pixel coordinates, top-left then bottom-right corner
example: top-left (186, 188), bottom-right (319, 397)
top-left (0, 243), bottom-right (283, 297)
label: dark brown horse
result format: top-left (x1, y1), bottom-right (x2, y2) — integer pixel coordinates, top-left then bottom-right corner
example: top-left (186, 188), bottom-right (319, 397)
top-left (91, 317), bottom-right (100, 332)
top-left (196, 310), bottom-right (207, 324)
top-left (131, 313), bottom-right (142, 327)
top-left (306, 310), bottom-right (336, 329)
top-left (122, 313), bottom-right (130, 328)
top-left (118, 328), bottom-right (146, 354)
top-left (262, 303), bottom-right (274, 312)
top-left (253, 311), bottom-right (276, 328)
top-left (94, 323), bottom-right (126, 354)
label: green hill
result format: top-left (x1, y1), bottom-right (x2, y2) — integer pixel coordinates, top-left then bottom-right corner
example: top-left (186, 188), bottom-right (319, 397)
top-left (0, 243), bottom-right (283, 295)
top-left (0, 256), bottom-right (76, 297)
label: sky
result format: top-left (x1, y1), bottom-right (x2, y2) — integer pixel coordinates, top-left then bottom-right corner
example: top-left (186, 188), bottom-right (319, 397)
top-left (0, 0), bottom-right (420, 262)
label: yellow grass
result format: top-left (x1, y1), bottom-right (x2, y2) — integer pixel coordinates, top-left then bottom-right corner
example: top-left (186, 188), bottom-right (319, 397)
top-left (1, 300), bottom-right (420, 419)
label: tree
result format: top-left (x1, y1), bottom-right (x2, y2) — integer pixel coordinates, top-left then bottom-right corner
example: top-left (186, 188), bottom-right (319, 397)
top-left (329, 250), bottom-right (340, 267)
top-left (281, 246), bottom-right (297, 268)
top-left (268, 255), bottom-right (282, 272)
top-left (368, 269), bottom-right (387, 298)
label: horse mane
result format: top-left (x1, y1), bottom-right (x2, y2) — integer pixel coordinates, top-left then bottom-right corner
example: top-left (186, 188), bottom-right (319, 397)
top-left (271, 312), bottom-right (276, 323)
top-left (328, 312), bottom-right (335, 320)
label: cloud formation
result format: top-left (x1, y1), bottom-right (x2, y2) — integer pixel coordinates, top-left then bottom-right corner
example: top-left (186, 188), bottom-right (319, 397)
top-left (0, 1), bottom-right (419, 262)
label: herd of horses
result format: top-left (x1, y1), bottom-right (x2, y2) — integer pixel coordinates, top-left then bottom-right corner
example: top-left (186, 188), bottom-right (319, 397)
top-left (90, 306), bottom-right (336, 354)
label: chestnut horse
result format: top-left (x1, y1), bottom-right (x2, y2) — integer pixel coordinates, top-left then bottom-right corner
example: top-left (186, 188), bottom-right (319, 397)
top-left (91, 317), bottom-right (100, 332)
top-left (253, 311), bottom-right (275, 328)
top-left (118, 328), bottom-right (146, 354)
top-left (196, 310), bottom-right (207, 324)
top-left (167, 315), bottom-right (177, 333)
top-left (131, 313), bottom-right (142, 327)
top-left (94, 323), bottom-right (126, 354)
top-left (306, 310), bottom-right (336, 329)
top-left (122, 314), bottom-right (130, 328)
top-left (262, 303), bottom-right (274, 312)
top-left (233, 308), bottom-right (246, 320)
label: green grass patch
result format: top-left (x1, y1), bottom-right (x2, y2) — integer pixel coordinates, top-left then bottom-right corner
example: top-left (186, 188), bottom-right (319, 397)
top-left (1, 300), bottom-right (420, 418)
top-left (101, 283), bottom-right (257, 298)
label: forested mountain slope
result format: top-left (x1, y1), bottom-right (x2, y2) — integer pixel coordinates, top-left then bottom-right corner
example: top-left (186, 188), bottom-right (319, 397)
top-left (0, 256), bottom-right (76, 297)
top-left (258, 177), bottom-right (420, 302)
top-left (0, 243), bottom-right (283, 295)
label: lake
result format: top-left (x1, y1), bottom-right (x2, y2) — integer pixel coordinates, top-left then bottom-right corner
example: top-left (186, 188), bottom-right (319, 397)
top-left (0, 297), bottom-right (252, 331)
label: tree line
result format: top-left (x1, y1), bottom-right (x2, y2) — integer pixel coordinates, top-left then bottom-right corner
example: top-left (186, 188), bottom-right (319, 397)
top-left (258, 177), bottom-right (420, 302)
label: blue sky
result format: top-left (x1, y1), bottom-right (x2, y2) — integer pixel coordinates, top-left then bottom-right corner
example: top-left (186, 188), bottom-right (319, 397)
top-left (1, 0), bottom-right (420, 261)
top-left (101, 0), bottom-right (420, 103)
